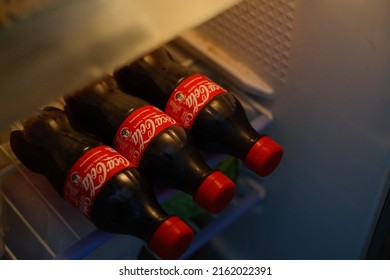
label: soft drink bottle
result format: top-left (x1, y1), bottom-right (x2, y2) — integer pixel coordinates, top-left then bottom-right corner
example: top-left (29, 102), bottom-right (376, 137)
top-left (114, 48), bottom-right (283, 177)
top-left (64, 76), bottom-right (236, 214)
top-left (9, 107), bottom-right (193, 259)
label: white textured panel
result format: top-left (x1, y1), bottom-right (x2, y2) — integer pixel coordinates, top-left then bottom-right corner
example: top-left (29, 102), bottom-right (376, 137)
top-left (178, 29), bottom-right (275, 98)
top-left (196, 0), bottom-right (296, 83)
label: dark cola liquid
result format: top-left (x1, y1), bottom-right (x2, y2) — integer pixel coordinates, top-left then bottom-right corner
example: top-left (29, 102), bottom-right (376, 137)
top-left (91, 167), bottom-right (168, 240)
top-left (113, 48), bottom-right (258, 158)
top-left (9, 107), bottom-right (169, 241)
top-left (64, 76), bottom-right (220, 195)
top-left (190, 93), bottom-right (261, 160)
top-left (114, 48), bottom-right (283, 176)
top-left (138, 123), bottom-right (211, 194)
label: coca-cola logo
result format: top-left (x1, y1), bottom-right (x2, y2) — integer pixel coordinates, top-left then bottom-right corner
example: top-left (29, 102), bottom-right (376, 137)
top-left (105, 153), bottom-right (130, 169)
top-left (73, 154), bottom-right (130, 204)
top-left (80, 161), bottom-right (107, 196)
top-left (114, 106), bottom-right (177, 166)
top-left (165, 74), bottom-right (226, 129)
top-left (120, 113), bottom-right (176, 159)
top-left (64, 146), bottom-right (131, 218)
top-left (151, 113), bottom-right (176, 126)
top-left (185, 82), bottom-right (224, 113)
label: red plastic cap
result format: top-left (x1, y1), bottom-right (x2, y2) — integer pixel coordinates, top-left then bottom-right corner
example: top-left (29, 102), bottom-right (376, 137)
top-left (244, 136), bottom-right (283, 177)
top-left (148, 216), bottom-right (193, 259)
top-left (194, 171), bottom-right (236, 213)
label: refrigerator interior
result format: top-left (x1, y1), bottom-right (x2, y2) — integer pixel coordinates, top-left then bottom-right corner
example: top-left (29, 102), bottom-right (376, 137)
top-left (1, 0), bottom-right (390, 259)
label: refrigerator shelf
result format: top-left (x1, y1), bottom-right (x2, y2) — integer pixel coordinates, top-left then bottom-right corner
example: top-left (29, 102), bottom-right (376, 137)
top-left (0, 39), bottom-right (274, 260)
top-left (0, 107), bottom-right (270, 260)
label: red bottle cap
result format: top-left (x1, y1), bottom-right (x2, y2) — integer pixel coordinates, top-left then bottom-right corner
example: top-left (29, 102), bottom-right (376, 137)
top-left (194, 171), bottom-right (236, 213)
top-left (244, 136), bottom-right (283, 177)
top-left (148, 216), bottom-right (193, 259)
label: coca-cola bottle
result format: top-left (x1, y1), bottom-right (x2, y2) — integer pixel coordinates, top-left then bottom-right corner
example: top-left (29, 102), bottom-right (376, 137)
top-left (114, 48), bottom-right (283, 177)
top-left (9, 107), bottom-right (193, 259)
top-left (64, 75), bottom-right (236, 214)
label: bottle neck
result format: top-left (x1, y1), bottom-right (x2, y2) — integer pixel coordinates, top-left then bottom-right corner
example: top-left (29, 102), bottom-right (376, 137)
top-left (91, 167), bottom-right (168, 239)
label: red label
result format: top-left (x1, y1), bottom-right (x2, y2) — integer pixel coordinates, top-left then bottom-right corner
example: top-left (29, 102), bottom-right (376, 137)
top-left (64, 146), bottom-right (132, 218)
top-left (113, 105), bottom-right (177, 166)
top-left (165, 74), bottom-right (227, 129)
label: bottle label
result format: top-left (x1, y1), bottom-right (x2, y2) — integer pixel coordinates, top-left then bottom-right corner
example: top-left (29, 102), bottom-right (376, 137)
top-left (113, 105), bottom-right (177, 166)
top-left (165, 74), bottom-right (227, 129)
top-left (64, 146), bottom-right (132, 218)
